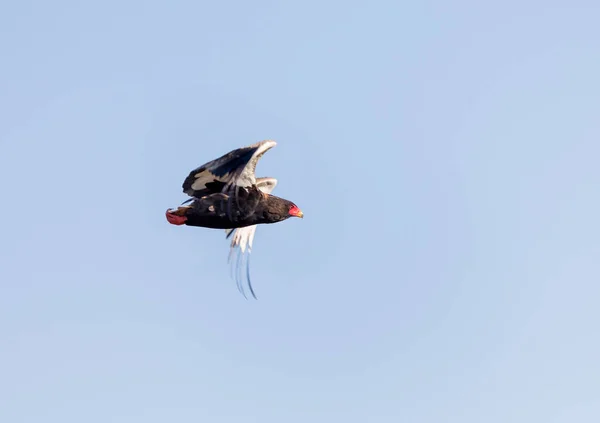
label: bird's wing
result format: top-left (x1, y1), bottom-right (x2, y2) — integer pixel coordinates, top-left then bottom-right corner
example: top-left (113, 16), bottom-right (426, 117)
top-left (182, 140), bottom-right (276, 199)
top-left (225, 177), bottom-right (278, 299)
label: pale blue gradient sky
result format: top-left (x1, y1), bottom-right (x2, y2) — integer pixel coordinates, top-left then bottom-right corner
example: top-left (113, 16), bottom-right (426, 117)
top-left (1, 1), bottom-right (599, 422)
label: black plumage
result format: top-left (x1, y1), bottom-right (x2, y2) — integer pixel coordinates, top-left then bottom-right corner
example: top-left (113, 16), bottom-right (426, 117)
top-left (167, 186), bottom-right (299, 229)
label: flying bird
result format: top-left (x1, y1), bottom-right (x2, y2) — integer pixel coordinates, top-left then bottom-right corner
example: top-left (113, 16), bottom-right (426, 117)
top-left (166, 140), bottom-right (303, 298)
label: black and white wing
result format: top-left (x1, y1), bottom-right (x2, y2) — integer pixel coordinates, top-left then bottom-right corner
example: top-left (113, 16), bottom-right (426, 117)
top-left (225, 177), bottom-right (277, 299)
top-left (182, 140), bottom-right (276, 199)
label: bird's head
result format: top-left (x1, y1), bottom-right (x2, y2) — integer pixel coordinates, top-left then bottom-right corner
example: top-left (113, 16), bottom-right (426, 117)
top-left (265, 196), bottom-right (304, 221)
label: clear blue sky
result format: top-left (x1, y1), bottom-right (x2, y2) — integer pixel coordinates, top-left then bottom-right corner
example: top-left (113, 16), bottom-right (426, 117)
top-left (1, 1), bottom-right (599, 422)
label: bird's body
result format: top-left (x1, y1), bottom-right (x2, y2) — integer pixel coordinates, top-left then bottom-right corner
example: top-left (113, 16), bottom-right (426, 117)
top-left (166, 140), bottom-right (303, 298)
top-left (167, 187), bottom-right (298, 230)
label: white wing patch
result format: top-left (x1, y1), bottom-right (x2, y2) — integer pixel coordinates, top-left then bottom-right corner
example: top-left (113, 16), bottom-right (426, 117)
top-left (225, 177), bottom-right (278, 299)
top-left (227, 225), bottom-right (257, 255)
top-left (255, 176), bottom-right (277, 194)
top-left (190, 171), bottom-right (218, 192)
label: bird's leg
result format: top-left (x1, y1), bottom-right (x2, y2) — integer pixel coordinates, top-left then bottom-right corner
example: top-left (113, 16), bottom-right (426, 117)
top-left (165, 206), bottom-right (191, 225)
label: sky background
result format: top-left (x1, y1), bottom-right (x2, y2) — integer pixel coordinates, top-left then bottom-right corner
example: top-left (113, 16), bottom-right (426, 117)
top-left (1, 1), bottom-right (599, 422)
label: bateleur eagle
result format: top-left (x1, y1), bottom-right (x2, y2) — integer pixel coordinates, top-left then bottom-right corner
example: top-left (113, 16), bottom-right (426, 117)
top-left (166, 140), bottom-right (303, 298)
